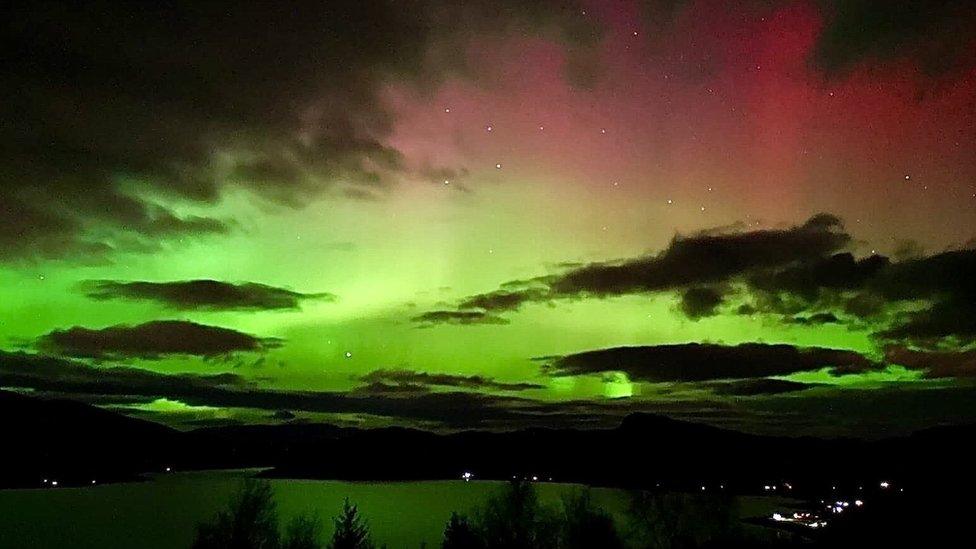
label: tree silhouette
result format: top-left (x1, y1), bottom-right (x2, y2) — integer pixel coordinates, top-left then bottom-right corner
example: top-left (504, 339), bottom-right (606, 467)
top-left (560, 490), bottom-right (624, 549)
top-left (281, 515), bottom-right (324, 549)
top-left (442, 512), bottom-right (483, 549)
top-left (476, 480), bottom-right (559, 549)
top-left (444, 482), bottom-right (631, 549)
top-left (328, 498), bottom-right (374, 549)
top-left (192, 480), bottom-right (281, 549)
top-left (625, 491), bottom-right (738, 549)
top-left (192, 480), bottom-right (326, 549)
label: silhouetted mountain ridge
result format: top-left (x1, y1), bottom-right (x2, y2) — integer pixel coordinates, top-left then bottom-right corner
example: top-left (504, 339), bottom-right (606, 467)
top-left (1, 390), bottom-right (180, 488)
top-left (2, 390), bottom-right (972, 490)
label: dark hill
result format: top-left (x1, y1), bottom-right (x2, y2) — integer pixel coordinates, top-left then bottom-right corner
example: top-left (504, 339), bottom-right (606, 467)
top-left (2, 391), bottom-right (972, 493)
top-left (1, 391), bottom-right (180, 488)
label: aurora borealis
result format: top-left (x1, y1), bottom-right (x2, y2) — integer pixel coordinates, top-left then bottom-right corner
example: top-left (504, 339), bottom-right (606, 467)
top-left (3, 0), bottom-right (976, 436)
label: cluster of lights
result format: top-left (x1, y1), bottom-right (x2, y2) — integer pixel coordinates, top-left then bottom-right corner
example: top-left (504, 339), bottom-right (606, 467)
top-left (771, 511), bottom-right (827, 529)
top-left (821, 498), bottom-right (865, 514)
top-left (768, 483), bottom-right (896, 532)
top-left (42, 478), bottom-right (96, 487)
top-left (509, 475), bottom-right (553, 482)
top-left (829, 480), bottom-right (896, 492)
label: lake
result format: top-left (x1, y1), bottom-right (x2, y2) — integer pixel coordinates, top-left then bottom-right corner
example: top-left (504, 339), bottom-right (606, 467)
top-left (0, 470), bottom-right (797, 548)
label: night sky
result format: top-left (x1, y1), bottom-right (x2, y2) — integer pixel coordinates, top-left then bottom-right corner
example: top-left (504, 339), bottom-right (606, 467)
top-left (3, 0), bottom-right (976, 436)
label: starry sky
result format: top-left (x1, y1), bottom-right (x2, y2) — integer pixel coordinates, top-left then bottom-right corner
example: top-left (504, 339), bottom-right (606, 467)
top-left (2, 0), bottom-right (976, 436)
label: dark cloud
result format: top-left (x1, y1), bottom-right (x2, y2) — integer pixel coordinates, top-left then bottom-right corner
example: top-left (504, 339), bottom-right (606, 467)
top-left (679, 287), bottom-right (725, 320)
top-left (548, 214), bottom-right (849, 297)
top-left (541, 342), bottom-right (878, 382)
top-left (351, 381), bottom-right (432, 396)
top-left (871, 249), bottom-right (976, 347)
top-left (358, 369), bottom-right (544, 392)
top-left (877, 301), bottom-right (976, 348)
top-left (708, 378), bottom-right (821, 396)
top-left (82, 279), bottom-right (334, 311)
top-left (420, 214), bottom-right (851, 324)
top-left (746, 252), bottom-right (889, 305)
top-left (742, 247), bottom-right (976, 347)
top-left (35, 320), bottom-right (280, 360)
top-left (875, 248), bottom-right (976, 300)
top-left (421, 212), bottom-right (975, 352)
top-left (457, 288), bottom-right (550, 312)
top-left (788, 312), bottom-right (841, 325)
top-left (1, 0), bottom-right (598, 262)
top-left (271, 410), bottom-right (297, 421)
top-left (412, 310), bottom-right (510, 326)
top-left (813, 0), bottom-right (976, 76)
top-left (0, 191), bottom-right (230, 262)
top-left (413, 285), bottom-right (549, 325)
top-left (0, 351), bottom-right (601, 429)
top-left (884, 346), bottom-right (976, 379)
top-left (0, 350), bottom-right (250, 397)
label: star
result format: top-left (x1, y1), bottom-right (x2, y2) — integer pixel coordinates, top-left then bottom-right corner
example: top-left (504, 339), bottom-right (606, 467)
top-left (495, 163), bottom-right (502, 169)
